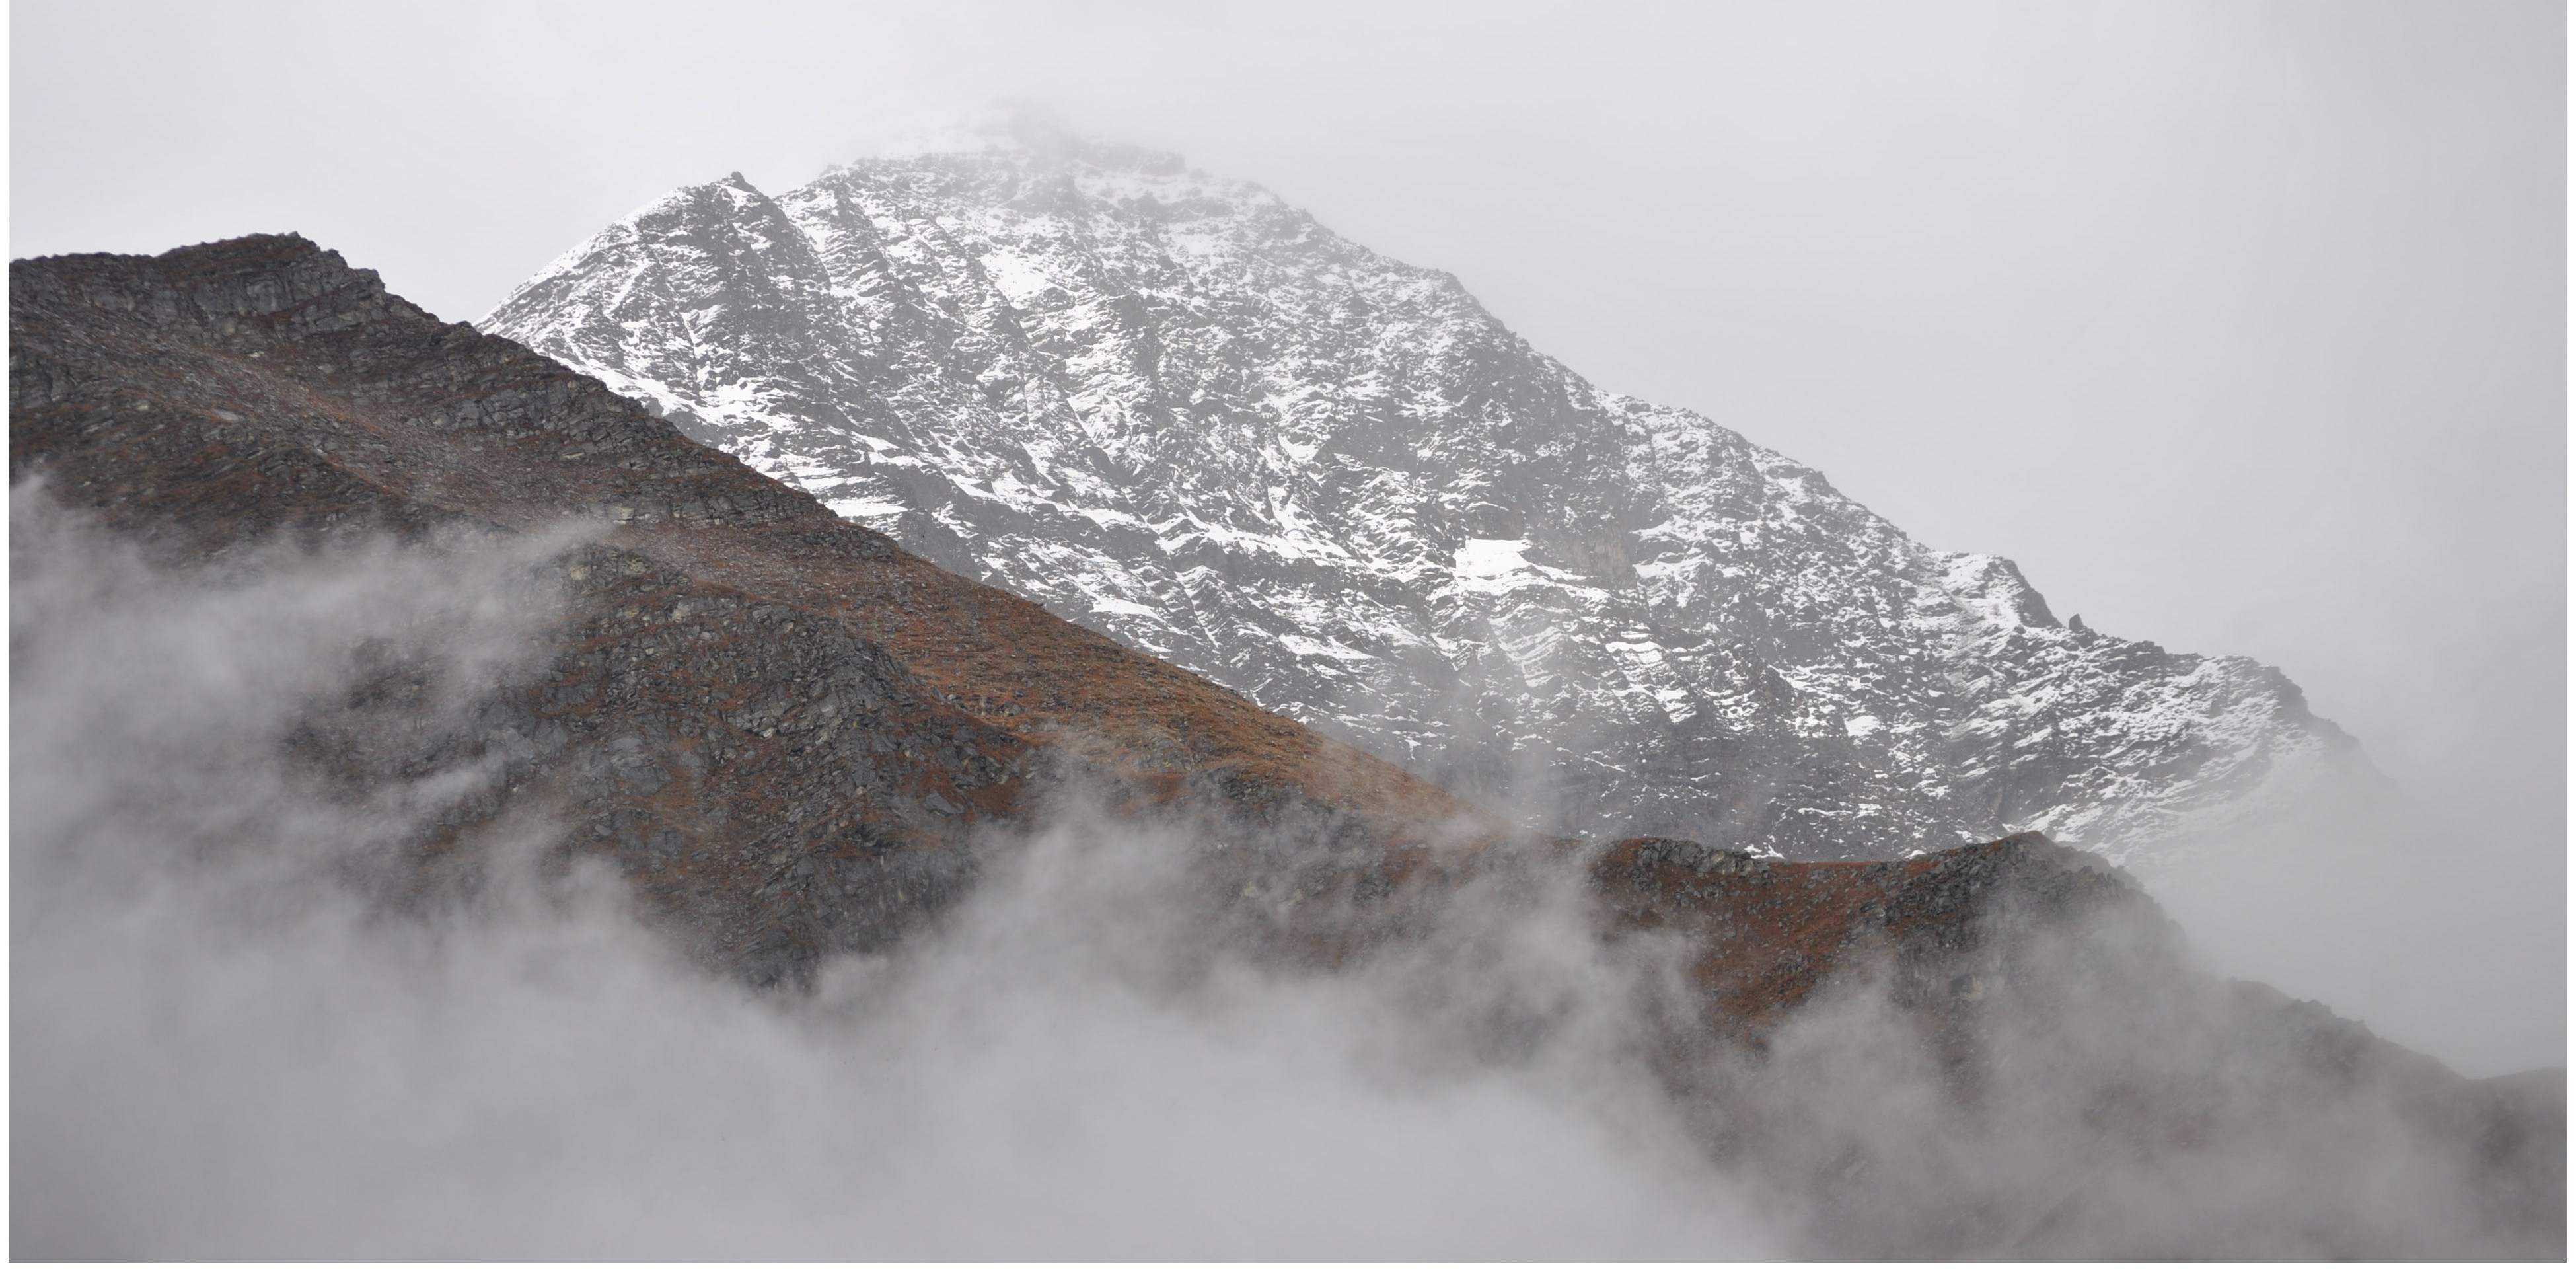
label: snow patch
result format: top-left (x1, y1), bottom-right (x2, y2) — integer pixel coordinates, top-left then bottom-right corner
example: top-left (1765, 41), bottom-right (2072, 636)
top-left (1454, 539), bottom-right (1533, 579)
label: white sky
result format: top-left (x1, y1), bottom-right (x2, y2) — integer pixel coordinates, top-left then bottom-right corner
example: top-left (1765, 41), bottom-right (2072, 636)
top-left (11, 0), bottom-right (2564, 1062)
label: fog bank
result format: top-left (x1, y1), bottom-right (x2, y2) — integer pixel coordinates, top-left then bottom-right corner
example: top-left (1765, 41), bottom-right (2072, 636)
top-left (8, 498), bottom-right (1777, 1259)
top-left (15, 496), bottom-right (2553, 1259)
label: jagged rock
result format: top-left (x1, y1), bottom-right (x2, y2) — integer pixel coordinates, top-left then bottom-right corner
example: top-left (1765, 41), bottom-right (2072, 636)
top-left (480, 118), bottom-right (2363, 864)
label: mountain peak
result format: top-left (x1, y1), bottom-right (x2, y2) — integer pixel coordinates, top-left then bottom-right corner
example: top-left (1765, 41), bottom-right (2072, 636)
top-left (480, 137), bottom-right (2365, 866)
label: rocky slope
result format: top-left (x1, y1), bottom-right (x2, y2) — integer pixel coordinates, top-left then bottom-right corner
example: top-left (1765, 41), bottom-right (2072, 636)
top-left (480, 120), bottom-right (2360, 863)
top-left (15, 236), bottom-right (2554, 1259)
top-left (9, 233), bottom-right (1508, 984)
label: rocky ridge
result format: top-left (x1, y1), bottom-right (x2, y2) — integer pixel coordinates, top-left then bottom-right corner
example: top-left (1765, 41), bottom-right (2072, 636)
top-left (9, 233), bottom-right (1506, 983)
top-left (480, 120), bottom-right (2360, 863)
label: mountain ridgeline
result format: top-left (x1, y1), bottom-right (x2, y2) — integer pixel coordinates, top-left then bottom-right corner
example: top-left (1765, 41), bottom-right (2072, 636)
top-left (481, 123), bottom-right (2357, 864)
top-left (11, 235), bottom-right (2558, 1259)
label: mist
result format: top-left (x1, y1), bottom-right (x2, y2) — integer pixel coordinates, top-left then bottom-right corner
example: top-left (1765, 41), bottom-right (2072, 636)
top-left (15, 482), bottom-right (2556, 1257)
top-left (7, 496), bottom-right (1781, 1259)
top-left (2133, 771), bottom-right (2565, 1083)
top-left (11, 1), bottom-right (2557, 1078)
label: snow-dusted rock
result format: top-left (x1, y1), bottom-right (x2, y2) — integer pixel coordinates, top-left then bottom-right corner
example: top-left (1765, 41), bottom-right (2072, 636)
top-left (482, 121), bottom-right (2356, 862)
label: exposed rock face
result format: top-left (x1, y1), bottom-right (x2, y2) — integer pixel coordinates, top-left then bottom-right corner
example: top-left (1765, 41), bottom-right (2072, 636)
top-left (480, 122), bottom-right (2359, 864)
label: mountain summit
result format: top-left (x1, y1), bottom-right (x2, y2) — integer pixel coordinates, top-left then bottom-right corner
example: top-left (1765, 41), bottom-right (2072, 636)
top-left (482, 126), bottom-right (2356, 862)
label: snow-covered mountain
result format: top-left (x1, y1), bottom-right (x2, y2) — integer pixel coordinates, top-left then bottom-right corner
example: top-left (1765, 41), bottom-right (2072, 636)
top-left (480, 120), bottom-right (2357, 862)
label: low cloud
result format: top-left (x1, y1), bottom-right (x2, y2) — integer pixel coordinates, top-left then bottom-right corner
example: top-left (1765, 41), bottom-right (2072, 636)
top-left (12, 494), bottom-right (2552, 1259)
top-left (8, 495), bottom-right (1777, 1259)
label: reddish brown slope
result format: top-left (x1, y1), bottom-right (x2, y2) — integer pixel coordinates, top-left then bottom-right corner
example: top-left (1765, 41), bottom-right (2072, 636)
top-left (10, 235), bottom-right (1502, 981)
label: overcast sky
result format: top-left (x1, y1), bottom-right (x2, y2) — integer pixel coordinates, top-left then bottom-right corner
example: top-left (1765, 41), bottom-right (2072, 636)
top-left (12, 1), bottom-right (2563, 1058)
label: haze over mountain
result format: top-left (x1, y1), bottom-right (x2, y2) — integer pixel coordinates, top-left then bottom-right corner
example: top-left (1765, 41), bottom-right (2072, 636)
top-left (14, 1), bottom-right (2555, 1079)
top-left (482, 120), bottom-right (2366, 866)
top-left (12, 232), bottom-right (2559, 1261)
